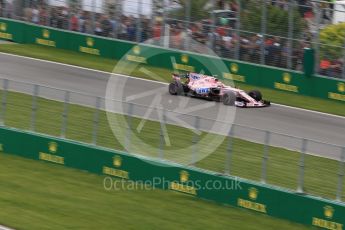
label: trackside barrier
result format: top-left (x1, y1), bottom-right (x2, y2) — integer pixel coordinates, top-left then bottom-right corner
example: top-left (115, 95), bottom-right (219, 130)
top-left (0, 126), bottom-right (344, 228)
top-left (0, 18), bottom-right (344, 103)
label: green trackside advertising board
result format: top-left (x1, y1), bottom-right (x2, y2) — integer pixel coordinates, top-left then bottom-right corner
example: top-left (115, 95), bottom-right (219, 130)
top-left (0, 18), bottom-right (24, 43)
top-left (67, 32), bottom-right (134, 59)
top-left (312, 76), bottom-right (345, 102)
top-left (0, 17), bottom-right (344, 103)
top-left (24, 24), bottom-right (71, 49)
top-left (0, 126), bottom-right (344, 228)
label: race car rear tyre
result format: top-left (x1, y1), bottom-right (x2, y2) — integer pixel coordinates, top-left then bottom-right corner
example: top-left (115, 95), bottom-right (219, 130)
top-left (169, 82), bottom-right (183, 95)
top-left (248, 90), bottom-right (262, 101)
top-left (222, 91), bottom-right (236, 106)
top-left (169, 83), bottom-right (177, 95)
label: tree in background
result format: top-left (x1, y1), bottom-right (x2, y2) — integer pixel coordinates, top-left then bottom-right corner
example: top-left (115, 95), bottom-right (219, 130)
top-left (320, 22), bottom-right (345, 61)
top-left (169, 0), bottom-right (210, 21)
top-left (240, 0), bottom-right (305, 39)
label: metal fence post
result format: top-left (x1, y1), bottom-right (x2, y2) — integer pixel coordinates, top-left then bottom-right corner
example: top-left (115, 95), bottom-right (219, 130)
top-left (92, 97), bottom-right (101, 145)
top-left (225, 126), bottom-right (234, 175)
top-left (151, 0), bottom-right (157, 36)
top-left (184, 0), bottom-right (191, 51)
top-left (91, 0), bottom-right (96, 35)
top-left (113, 0), bottom-right (122, 39)
top-left (261, 130), bottom-right (270, 183)
top-left (336, 147), bottom-right (345, 201)
top-left (125, 103), bottom-right (134, 153)
top-left (161, 0), bottom-right (167, 47)
top-left (24, 0), bottom-right (29, 8)
top-left (1, 1), bottom-right (4, 17)
top-left (0, 79), bottom-right (9, 126)
top-left (158, 110), bottom-right (167, 159)
top-left (30, 84), bottom-right (39, 132)
top-left (260, 0), bottom-right (267, 65)
top-left (136, 0), bottom-right (143, 43)
top-left (47, 2), bottom-right (52, 27)
top-left (342, 44), bottom-right (345, 79)
top-left (209, 0), bottom-right (216, 52)
top-left (297, 138), bottom-right (307, 193)
top-left (61, 91), bottom-right (70, 138)
top-left (191, 116), bottom-right (200, 166)
top-left (234, 0), bottom-right (241, 60)
top-left (67, 2), bottom-right (72, 31)
top-left (314, 3), bottom-right (321, 75)
top-left (287, 0), bottom-right (294, 70)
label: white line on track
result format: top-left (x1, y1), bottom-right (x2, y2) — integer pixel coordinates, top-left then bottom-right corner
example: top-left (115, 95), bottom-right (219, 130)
top-left (270, 103), bottom-right (345, 119)
top-left (0, 225), bottom-right (15, 230)
top-left (1, 51), bottom-right (344, 120)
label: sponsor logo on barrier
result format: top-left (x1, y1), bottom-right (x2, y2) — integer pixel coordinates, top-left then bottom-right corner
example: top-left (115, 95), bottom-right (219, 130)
top-left (274, 73), bottom-right (299, 93)
top-left (324, 206), bottom-right (334, 219)
top-left (249, 187), bottom-right (258, 200)
top-left (237, 187), bottom-right (267, 213)
top-left (181, 54), bottom-right (188, 64)
top-left (86, 37), bottom-right (94, 47)
top-left (312, 205), bottom-right (343, 230)
top-left (79, 37), bottom-right (100, 55)
top-left (283, 72), bottom-right (291, 83)
top-left (35, 29), bottom-right (56, 47)
top-left (48, 141), bottom-right (57, 153)
top-left (39, 141), bottom-right (64, 164)
top-left (172, 54), bottom-right (195, 72)
top-left (180, 170), bottom-right (189, 183)
top-left (223, 63), bottom-right (246, 82)
top-left (338, 82), bottom-right (345, 93)
top-left (231, 63), bottom-right (238, 73)
top-left (103, 155), bottom-right (129, 179)
top-left (113, 155), bottom-right (122, 167)
top-left (169, 170), bottom-right (197, 195)
top-left (103, 166), bottom-right (129, 179)
top-left (0, 22), bottom-right (12, 40)
top-left (43, 29), bottom-right (49, 38)
top-left (133, 45), bottom-right (140, 55)
top-left (328, 82), bottom-right (345, 102)
top-left (0, 22), bottom-right (6, 31)
top-left (126, 45), bottom-right (147, 63)
top-left (39, 152), bottom-right (64, 164)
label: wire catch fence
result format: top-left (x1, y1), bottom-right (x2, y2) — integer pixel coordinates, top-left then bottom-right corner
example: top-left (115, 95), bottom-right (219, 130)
top-left (0, 77), bottom-right (344, 202)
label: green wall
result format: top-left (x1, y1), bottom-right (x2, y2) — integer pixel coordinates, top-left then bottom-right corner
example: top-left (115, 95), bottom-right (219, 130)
top-left (0, 126), bottom-right (344, 229)
top-left (0, 18), bottom-right (345, 103)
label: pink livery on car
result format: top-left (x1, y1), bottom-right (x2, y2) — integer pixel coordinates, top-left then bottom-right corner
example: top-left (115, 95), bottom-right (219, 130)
top-left (169, 73), bottom-right (270, 108)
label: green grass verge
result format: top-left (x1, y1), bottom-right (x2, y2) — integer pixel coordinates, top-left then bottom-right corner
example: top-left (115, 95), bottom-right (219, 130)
top-left (0, 153), bottom-right (312, 230)
top-left (0, 44), bottom-right (344, 117)
top-left (3, 90), bottom-right (344, 201)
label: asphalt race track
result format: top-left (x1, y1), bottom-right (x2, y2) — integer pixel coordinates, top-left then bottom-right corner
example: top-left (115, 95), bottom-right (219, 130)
top-left (0, 53), bottom-right (344, 160)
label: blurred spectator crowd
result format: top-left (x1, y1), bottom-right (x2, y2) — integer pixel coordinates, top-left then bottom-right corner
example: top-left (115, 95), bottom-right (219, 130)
top-left (0, 0), bottom-right (343, 78)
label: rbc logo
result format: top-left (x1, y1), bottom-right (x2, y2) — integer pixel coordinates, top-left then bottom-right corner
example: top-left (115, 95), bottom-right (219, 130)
top-left (196, 88), bottom-right (209, 94)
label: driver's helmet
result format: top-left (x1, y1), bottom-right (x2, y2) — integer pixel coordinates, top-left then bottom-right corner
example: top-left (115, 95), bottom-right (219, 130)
top-left (210, 77), bottom-right (218, 83)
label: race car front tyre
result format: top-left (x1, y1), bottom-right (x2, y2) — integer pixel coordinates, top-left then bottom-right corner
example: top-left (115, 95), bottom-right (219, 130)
top-left (248, 90), bottom-right (262, 102)
top-left (169, 82), bottom-right (184, 95)
top-left (222, 91), bottom-right (236, 106)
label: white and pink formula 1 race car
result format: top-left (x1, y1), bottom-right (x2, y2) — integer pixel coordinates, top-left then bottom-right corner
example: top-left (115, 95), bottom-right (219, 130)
top-left (168, 73), bottom-right (270, 108)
